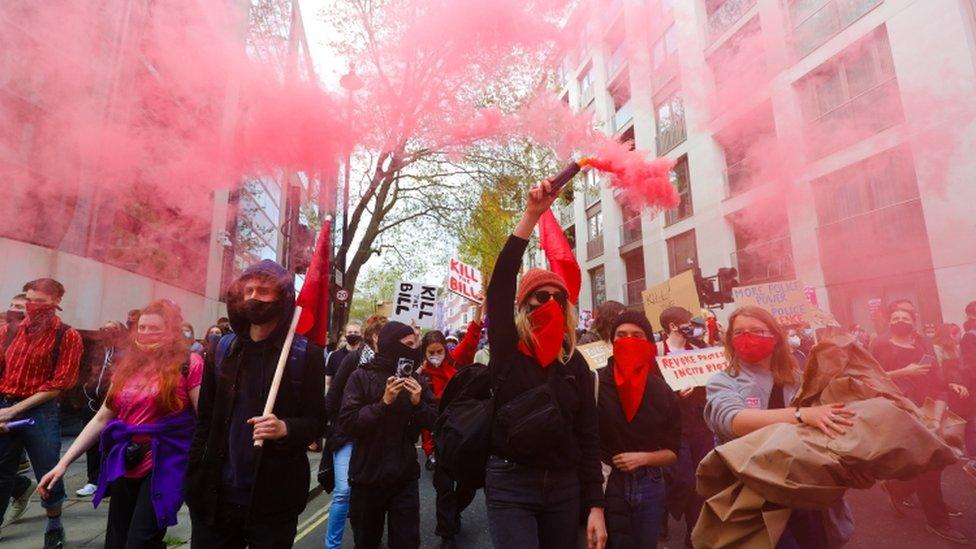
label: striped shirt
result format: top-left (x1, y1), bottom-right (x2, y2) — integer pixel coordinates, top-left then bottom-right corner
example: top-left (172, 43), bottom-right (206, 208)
top-left (0, 317), bottom-right (83, 397)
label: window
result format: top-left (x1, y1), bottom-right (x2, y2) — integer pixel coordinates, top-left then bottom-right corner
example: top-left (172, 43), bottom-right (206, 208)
top-left (619, 203), bottom-right (642, 246)
top-left (665, 156), bottom-right (692, 225)
top-left (590, 266), bottom-right (607, 309)
top-left (586, 209), bottom-right (605, 260)
top-left (797, 28), bottom-right (902, 158)
top-left (609, 76), bottom-right (633, 133)
top-left (812, 145), bottom-right (919, 226)
top-left (584, 170), bottom-right (601, 207)
top-left (579, 63), bottom-right (595, 106)
top-left (655, 93), bottom-right (686, 154)
top-left (729, 203), bottom-right (795, 284)
top-left (715, 102), bottom-right (776, 195)
top-left (667, 230), bottom-right (697, 277)
top-left (707, 18), bottom-right (764, 100)
top-left (789, 0), bottom-right (883, 58)
top-left (622, 250), bottom-right (646, 306)
top-left (707, 0), bottom-right (758, 40)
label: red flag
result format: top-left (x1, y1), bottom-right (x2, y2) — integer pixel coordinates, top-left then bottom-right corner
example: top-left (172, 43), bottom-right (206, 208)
top-left (538, 208), bottom-right (581, 305)
top-left (296, 219), bottom-right (331, 347)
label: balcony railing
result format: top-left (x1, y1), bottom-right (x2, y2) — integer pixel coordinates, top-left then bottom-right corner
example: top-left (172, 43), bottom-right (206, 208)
top-left (558, 203), bottom-right (575, 227)
top-left (791, 0), bottom-right (883, 58)
top-left (624, 278), bottom-right (646, 307)
top-left (730, 236), bottom-right (796, 285)
top-left (586, 236), bottom-right (605, 260)
top-left (708, 0), bottom-right (757, 42)
top-left (724, 158), bottom-right (759, 197)
top-left (612, 100), bottom-right (634, 133)
top-left (655, 119), bottom-right (687, 155)
top-left (619, 216), bottom-right (642, 246)
top-left (584, 184), bottom-right (601, 207)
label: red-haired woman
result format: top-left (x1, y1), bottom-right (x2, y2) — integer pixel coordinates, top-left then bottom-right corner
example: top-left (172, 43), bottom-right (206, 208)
top-left (39, 300), bottom-right (201, 548)
top-left (484, 181), bottom-right (606, 549)
top-left (704, 306), bottom-right (856, 548)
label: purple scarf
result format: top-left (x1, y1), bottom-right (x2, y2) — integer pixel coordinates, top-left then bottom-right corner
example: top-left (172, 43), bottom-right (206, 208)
top-left (93, 410), bottom-right (196, 528)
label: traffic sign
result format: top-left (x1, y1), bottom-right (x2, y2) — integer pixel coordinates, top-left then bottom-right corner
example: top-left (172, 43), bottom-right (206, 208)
top-left (336, 288), bottom-right (350, 303)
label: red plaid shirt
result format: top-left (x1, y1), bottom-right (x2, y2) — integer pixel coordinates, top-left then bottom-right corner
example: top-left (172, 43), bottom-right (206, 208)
top-left (0, 316), bottom-right (83, 397)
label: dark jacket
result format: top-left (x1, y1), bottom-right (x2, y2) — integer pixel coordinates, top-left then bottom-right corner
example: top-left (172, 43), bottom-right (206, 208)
top-left (486, 235), bottom-right (604, 510)
top-left (869, 335), bottom-right (947, 405)
top-left (184, 260), bottom-right (327, 525)
top-left (324, 346), bottom-right (368, 451)
top-left (339, 355), bottom-right (437, 488)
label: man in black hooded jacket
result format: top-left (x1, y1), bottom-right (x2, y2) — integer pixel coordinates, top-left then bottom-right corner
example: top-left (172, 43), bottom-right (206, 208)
top-left (340, 321), bottom-right (437, 549)
top-left (184, 260), bottom-right (327, 547)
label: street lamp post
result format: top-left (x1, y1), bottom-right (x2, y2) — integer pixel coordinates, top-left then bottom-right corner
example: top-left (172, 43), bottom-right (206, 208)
top-left (335, 66), bottom-right (363, 336)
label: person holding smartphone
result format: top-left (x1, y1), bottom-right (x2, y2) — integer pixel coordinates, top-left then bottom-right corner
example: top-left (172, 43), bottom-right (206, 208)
top-left (870, 305), bottom-right (970, 545)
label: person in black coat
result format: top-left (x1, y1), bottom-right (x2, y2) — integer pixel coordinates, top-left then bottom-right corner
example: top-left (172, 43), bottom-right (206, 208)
top-left (184, 260), bottom-right (327, 547)
top-left (598, 311), bottom-right (680, 549)
top-left (339, 321), bottom-right (437, 549)
top-left (484, 180), bottom-right (606, 549)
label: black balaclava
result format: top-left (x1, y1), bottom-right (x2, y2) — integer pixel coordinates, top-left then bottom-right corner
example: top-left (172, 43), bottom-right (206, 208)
top-left (375, 321), bottom-right (418, 372)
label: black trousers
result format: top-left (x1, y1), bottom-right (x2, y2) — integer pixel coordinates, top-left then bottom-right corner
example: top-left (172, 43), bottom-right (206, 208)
top-left (82, 404), bottom-right (102, 485)
top-left (190, 503), bottom-right (299, 549)
top-left (105, 474), bottom-right (166, 549)
top-left (432, 465), bottom-right (476, 538)
top-left (349, 480), bottom-right (420, 549)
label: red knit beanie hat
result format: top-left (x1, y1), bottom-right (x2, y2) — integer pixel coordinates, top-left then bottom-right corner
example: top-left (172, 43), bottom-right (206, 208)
top-left (516, 268), bottom-right (569, 306)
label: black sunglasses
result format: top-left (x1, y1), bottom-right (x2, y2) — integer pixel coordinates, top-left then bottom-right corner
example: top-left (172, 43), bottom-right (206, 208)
top-left (532, 290), bottom-right (568, 305)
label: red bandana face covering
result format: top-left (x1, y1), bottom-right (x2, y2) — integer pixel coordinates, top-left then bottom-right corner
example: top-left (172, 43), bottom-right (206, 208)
top-left (732, 333), bottom-right (777, 363)
top-left (612, 337), bottom-right (657, 422)
top-left (517, 299), bottom-right (565, 367)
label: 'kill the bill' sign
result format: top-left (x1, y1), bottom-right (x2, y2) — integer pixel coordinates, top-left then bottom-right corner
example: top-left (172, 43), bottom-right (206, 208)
top-left (391, 281), bottom-right (439, 329)
top-left (448, 258), bottom-right (482, 303)
top-left (657, 347), bottom-right (728, 392)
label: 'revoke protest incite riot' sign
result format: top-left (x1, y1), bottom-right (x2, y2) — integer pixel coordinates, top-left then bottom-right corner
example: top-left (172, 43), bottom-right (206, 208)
top-left (656, 347), bottom-right (728, 392)
top-left (448, 258), bottom-right (482, 303)
top-left (391, 281), bottom-right (439, 329)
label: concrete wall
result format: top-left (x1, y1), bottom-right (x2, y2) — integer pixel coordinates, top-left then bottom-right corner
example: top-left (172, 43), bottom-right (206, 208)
top-left (1, 237), bottom-right (226, 333)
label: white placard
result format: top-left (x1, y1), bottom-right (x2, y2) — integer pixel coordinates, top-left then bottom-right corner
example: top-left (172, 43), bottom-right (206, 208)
top-left (656, 347), bottom-right (728, 392)
top-left (448, 258), bottom-right (483, 303)
top-left (391, 281), bottom-right (439, 329)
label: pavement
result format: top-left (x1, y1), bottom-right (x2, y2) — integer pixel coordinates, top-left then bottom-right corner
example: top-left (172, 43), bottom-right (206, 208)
top-left (2, 440), bottom-right (975, 548)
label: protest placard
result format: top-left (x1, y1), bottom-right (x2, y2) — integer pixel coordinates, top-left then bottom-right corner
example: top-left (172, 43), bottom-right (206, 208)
top-left (448, 258), bottom-right (482, 303)
top-left (390, 281), bottom-right (439, 329)
top-left (578, 341), bottom-right (612, 370)
top-left (656, 347), bottom-right (728, 392)
top-left (642, 270), bottom-right (702, 332)
top-left (732, 280), bottom-right (842, 328)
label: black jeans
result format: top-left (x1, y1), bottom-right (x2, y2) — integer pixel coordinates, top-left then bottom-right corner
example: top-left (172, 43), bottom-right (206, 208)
top-left (349, 480), bottom-right (420, 549)
top-left (190, 503), bottom-right (299, 549)
top-left (887, 469), bottom-right (950, 528)
top-left (484, 455), bottom-right (580, 549)
top-left (105, 473), bottom-right (166, 549)
top-left (82, 404), bottom-right (102, 485)
top-left (433, 464), bottom-right (477, 538)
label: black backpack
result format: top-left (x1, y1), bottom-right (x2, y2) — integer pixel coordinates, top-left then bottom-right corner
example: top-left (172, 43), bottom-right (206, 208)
top-left (433, 363), bottom-right (494, 489)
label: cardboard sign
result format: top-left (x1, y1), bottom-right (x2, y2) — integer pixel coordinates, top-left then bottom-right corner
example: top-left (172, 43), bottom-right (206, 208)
top-left (657, 347), bottom-right (728, 392)
top-left (448, 258), bottom-right (483, 303)
top-left (642, 270), bottom-right (702, 332)
top-left (578, 341), bottom-right (612, 371)
top-left (390, 281), bottom-right (439, 329)
top-left (733, 280), bottom-right (841, 329)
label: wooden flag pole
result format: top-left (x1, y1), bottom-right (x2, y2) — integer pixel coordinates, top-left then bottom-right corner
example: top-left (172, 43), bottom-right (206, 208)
top-left (254, 305), bottom-right (303, 448)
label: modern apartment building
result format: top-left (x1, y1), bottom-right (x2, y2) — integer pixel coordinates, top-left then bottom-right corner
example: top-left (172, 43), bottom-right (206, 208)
top-left (0, 0), bottom-right (317, 331)
top-left (556, 0), bottom-right (976, 331)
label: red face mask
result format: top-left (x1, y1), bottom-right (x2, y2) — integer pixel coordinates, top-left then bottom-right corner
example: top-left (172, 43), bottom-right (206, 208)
top-left (611, 337), bottom-right (657, 422)
top-left (517, 299), bottom-right (565, 367)
top-left (134, 332), bottom-right (169, 352)
top-left (732, 333), bottom-right (777, 363)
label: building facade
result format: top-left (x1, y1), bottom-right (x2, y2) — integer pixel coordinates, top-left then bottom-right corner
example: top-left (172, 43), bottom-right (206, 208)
top-left (0, 0), bottom-right (317, 331)
top-left (557, 0), bottom-right (976, 331)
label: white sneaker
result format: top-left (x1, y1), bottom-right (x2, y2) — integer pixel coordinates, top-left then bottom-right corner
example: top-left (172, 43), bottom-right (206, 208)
top-left (6, 478), bottom-right (37, 525)
top-left (75, 483), bottom-right (97, 497)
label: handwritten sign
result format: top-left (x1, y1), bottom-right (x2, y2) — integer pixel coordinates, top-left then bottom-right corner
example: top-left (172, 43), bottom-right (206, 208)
top-left (390, 281), bottom-right (439, 329)
top-left (578, 341), bottom-right (612, 370)
top-left (733, 280), bottom-right (841, 328)
top-left (448, 258), bottom-right (482, 303)
top-left (642, 270), bottom-right (702, 332)
top-left (657, 347), bottom-right (728, 392)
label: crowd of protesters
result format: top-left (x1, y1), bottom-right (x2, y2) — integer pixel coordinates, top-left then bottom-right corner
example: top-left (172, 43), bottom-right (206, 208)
top-left (0, 180), bottom-right (974, 549)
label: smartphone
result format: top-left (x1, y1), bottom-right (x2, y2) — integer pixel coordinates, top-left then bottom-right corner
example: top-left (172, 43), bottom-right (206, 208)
top-left (396, 358), bottom-right (415, 379)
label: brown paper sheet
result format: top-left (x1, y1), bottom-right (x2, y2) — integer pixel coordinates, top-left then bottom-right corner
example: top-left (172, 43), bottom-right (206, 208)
top-left (692, 335), bottom-right (966, 548)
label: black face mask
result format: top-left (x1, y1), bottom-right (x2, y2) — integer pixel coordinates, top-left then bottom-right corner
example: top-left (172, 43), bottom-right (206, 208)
top-left (241, 299), bottom-right (283, 325)
top-left (677, 325), bottom-right (699, 340)
top-left (5, 310), bottom-right (25, 324)
top-left (345, 334), bottom-right (363, 347)
top-left (890, 321), bottom-right (914, 338)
